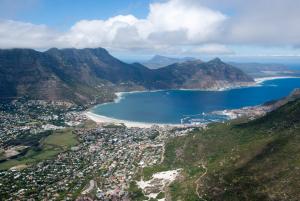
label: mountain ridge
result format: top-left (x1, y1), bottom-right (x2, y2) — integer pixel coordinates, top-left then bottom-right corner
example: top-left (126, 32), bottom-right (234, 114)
top-left (0, 48), bottom-right (254, 104)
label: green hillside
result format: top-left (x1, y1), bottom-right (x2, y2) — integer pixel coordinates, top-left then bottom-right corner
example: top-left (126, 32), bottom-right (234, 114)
top-left (140, 99), bottom-right (300, 201)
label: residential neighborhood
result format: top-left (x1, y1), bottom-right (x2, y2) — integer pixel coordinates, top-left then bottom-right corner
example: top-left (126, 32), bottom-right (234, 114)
top-left (0, 100), bottom-right (196, 200)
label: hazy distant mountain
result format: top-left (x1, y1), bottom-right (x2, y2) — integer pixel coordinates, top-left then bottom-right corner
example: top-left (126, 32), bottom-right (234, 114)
top-left (229, 62), bottom-right (293, 77)
top-left (142, 55), bottom-right (197, 69)
top-left (0, 48), bottom-right (253, 104)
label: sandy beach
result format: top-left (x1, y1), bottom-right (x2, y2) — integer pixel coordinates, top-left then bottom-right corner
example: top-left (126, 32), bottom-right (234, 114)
top-left (85, 111), bottom-right (180, 128)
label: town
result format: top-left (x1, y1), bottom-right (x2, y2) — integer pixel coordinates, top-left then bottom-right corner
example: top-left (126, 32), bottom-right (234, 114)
top-left (0, 100), bottom-right (196, 200)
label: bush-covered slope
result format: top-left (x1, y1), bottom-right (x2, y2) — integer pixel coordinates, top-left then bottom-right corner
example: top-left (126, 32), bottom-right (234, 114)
top-left (141, 98), bottom-right (300, 201)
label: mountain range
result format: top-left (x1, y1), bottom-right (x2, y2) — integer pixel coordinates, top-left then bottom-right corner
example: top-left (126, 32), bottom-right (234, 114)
top-left (0, 48), bottom-right (254, 104)
top-left (143, 55), bottom-right (297, 78)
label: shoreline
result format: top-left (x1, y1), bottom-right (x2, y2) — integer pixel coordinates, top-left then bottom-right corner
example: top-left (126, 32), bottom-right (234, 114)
top-left (86, 76), bottom-right (300, 128)
top-left (115, 76), bottom-right (300, 99)
top-left (85, 111), bottom-right (182, 128)
top-left (254, 76), bottom-right (300, 84)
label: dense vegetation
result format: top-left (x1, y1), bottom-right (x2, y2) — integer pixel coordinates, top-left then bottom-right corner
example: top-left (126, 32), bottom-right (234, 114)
top-left (141, 99), bottom-right (300, 201)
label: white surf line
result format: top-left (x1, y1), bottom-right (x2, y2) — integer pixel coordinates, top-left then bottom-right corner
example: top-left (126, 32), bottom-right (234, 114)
top-left (254, 76), bottom-right (300, 84)
top-left (85, 111), bottom-right (158, 128)
top-left (85, 111), bottom-right (182, 128)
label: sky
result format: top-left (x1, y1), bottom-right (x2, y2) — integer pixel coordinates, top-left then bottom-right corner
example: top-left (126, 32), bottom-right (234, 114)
top-left (0, 0), bottom-right (300, 62)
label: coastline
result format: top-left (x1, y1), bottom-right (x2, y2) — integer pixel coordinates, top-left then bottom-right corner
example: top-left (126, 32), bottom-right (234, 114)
top-left (85, 76), bottom-right (300, 128)
top-left (115, 76), bottom-right (300, 98)
top-left (254, 76), bottom-right (300, 84)
top-left (85, 111), bottom-right (182, 128)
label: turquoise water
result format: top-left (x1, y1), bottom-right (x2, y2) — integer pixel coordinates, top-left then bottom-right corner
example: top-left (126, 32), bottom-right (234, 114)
top-left (92, 78), bottom-right (300, 124)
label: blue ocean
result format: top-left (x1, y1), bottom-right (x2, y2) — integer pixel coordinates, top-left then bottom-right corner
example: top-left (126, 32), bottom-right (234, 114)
top-left (92, 78), bottom-right (300, 124)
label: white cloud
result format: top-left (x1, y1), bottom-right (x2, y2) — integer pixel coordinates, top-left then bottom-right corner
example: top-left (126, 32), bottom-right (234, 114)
top-left (226, 0), bottom-right (300, 46)
top-left (58, 15), bottom-right (149, 49)
top-left (0, 0), bottom-right (300, 56)
top-left (147, 0), bottom-right (226, 43)
top-left (198, 0), bottom-right (300, 46)
top-left (185, 44), bottom-right (234, 55)
top-left (59, 0), bottom-right (226, 50)
top-left (0, 0), bottom-right (228, 54)
top-left (0, 20), bottom-right (58, 49)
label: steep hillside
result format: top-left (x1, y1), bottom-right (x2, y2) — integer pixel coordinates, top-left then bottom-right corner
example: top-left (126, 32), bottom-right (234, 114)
top-left (152, 58), bottom-right (254, 89)
top-left (0, 49), bottom-right (115, 104)
top-left (0, 49), bottom-right (78, 102)
top-left (137, 96), bottom-right (300, 201)
top-left (45, 48), bottom-right (153, 85)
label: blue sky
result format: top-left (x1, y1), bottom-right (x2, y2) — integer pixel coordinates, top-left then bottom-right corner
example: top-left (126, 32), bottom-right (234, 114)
top-left (0, 0), bottom-right (151, 30)
top-left (0, 0), bottom-right (300, 62)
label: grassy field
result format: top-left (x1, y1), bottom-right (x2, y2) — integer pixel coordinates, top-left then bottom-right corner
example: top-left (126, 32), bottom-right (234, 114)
top-left (42, 129), bottom-right (78, 149)
top-left (0, 129), bottom-right (78, 170)
top-left (136, 99), bottom-right (300, 201)
top-left (80, 119), bottom-right (97, 129)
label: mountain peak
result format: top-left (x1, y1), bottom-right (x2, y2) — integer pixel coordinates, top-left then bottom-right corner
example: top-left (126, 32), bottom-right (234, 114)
top-left (209, 57), bottom-right (223, 63)
top-left (152, 55), bottom-right (167, 59)
top-left (180, 59), bottom-right (203, 65)
top-left (46, 47), bottom-right (108, 54)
